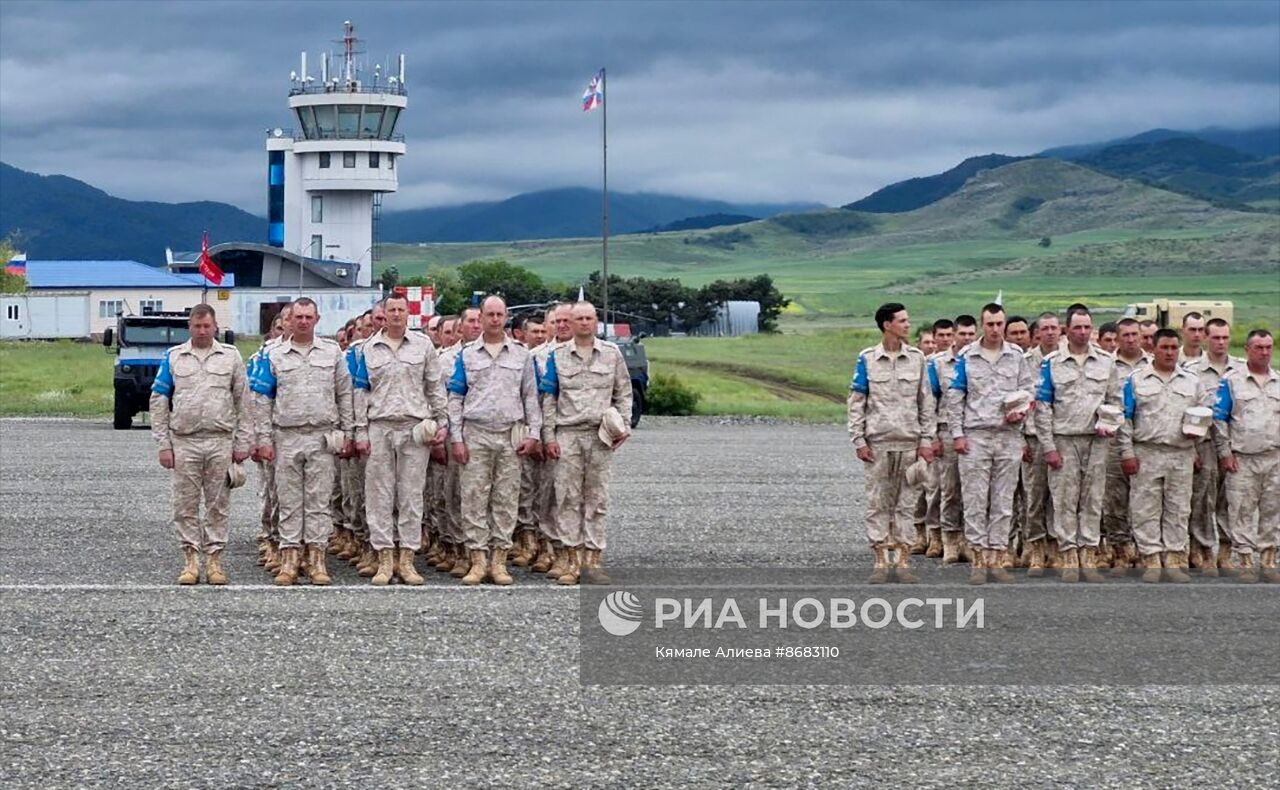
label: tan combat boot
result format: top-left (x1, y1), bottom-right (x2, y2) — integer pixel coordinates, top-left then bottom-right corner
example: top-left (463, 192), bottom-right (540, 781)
top-left (582, 548), bottom-right (611, 585)
top-left (450, 545), bottom-right (472, 578)
top-left (925, 528), bottom-right (943, 558)
top-left (357, 546), bottom-right (379, 577)
top-left (398, 548), bottom-right (424, 586)
top-left (308, 545), bottom-right (331, 586)
top-left (1001, 544), bottom-right (1016, 570)
top-left (264, 541), bottom-right (281, 573)
top-left (1079, 546), bottom-right (1106, 583)
top-left (1109, 542), bottom-right (1135, 577)
top-left (1060, 547), bottom-right (1080, 583)
top-left (967, 547), bottom-right (987, 585)
top-left (256, 541), bottom-right (269, 567)
top-left (434, 543), bottom-right (455, 572)
top-left (338, 531), bottom-right (360, 561)
top-left (371, 548), bottom-right (396, 586)
top-left (893, 544), bottom-right (919, 584)
top-left (205, 550), bottom-right (228, 586)
top-left (461, 549), bottom-right (489, 585)
top-left (1140, 552), bottom-right (1162, 584)
top-left (1026, 539), bottom-right (1047, 578)
top-left (545, 545), bottom-right (571, 579)
top-left (1045, 540), bottom-right (1062, 570)
top-left (274, 547), bottom-right (300, 586)
top-left (942, 531), bottom-right (962, 565)
top-left (1236, 551), bottom-right (1259, 584)
top-left (1219, 544), bottom-right (1240, 577)
top-left (531, 538), bottom-right (555, 573)
top-left (1259, 548), bottom-right (1279, 584)
top-left (909, 525), bottom-right (928, 555)
top-left (178, 547), bottom-right (200, 585)
top-left (511, 532), bottom-right (532, 567)
top-left (557, 547), bottom-right (581, 586)
top-left (987, 549), bottom-right (1014, 583)
top-left (489, 548), bottom-right (514, 586)
top-left (868, 545), bottom-right (891, 585)
top-left (1163, 551), bottom-right (1191, 583)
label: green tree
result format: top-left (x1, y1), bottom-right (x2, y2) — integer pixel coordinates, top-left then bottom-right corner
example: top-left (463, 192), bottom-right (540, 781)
top-left (456, 259), bottom-right (553, 307)
top-left (378, 265), bottom-right (400, 291)
top-left (0, 237), bottom-right (25, 293)
top-left (698, 274), bottom-right (790, 332)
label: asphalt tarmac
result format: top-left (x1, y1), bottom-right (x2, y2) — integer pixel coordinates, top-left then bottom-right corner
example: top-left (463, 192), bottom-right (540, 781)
top-left (1, 418), bottom-right (1276, 788)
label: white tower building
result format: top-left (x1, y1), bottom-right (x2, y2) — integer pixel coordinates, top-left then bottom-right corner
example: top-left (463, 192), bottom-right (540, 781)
top-left (265, 21), bottom-right (406, 287)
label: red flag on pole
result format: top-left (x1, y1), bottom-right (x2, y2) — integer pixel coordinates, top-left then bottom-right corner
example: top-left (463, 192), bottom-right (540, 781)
top-left (198, 230), bottom-right (224, 286)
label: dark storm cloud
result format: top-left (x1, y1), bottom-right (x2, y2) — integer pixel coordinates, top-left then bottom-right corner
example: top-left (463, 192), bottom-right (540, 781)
top-left (1, 0), bottom-right (1277, 212)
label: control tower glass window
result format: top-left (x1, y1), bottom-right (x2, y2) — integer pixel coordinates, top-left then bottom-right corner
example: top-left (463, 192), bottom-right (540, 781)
top-left (338, 106), bottom-right (360, 138)
top-left (380, 107), bottom-right (400, 140)
top-left (297, 106), bottom-right (318, 140)
top-left (313, 106), bottom-right (337, 139)
top-left (360, 107), bottom-right (383, 139)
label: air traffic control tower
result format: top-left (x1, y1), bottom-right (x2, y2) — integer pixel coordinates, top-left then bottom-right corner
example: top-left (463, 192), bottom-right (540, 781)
top-left (266, 21), bottom-right (406, 288)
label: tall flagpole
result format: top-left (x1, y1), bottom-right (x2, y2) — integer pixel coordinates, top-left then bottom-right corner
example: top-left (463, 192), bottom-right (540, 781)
top-left (600, 67), bottom-right (609, 332)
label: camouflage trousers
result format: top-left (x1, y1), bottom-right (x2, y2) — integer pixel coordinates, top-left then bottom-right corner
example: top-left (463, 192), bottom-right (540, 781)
top-left (517, 455), bottom-right (541, 532)
top-left (1101, 445), bottom-right (1133, 546)
top-left (459, 425), bottom-right (521, 550)
top-left (1223, 449), bottom-right (1280, 554)
top-left (423, 456), bottom-right (448, 541)
top-left (255, 458), bottom-right (278, 541)
top-left (365, 419), bottom-right (431, 551)
top-left (922, 458), bottom-right (942, 530)
top-left (1047, 434), bottom-right (1108, 551)
top-left (864, 448), bottom-right (922, 547)
top-left (441, 455), bottom-right (465, 544)
top-left (1189, 441), bottom-right (1229, 549)
top-left (275, 427), bottom-right (338, 549)
top-left (536, 456), bottom-right (560, 542)
top-left (553, 427), bottom-right (615, 551)
top-left (170, 433), bottom-right (234, 553)
top-left (935, 441), bottom-right (964, 534)
top-left (958, 429), bottom-right (1022, 550)
top-left (1021, 435), bottom-right (1052, 543)
top-left (330, 465), bottom-right (345, 532)
top-left (342, 456), bottom-right (368, 540)
top-left (1129, 443), bottom-right (1193, 556)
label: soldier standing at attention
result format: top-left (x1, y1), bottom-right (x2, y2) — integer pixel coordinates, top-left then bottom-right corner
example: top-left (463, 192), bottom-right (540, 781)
top-left (1179, 312), bottom-right (1206, 366)
top-left (534, 304), bottom-right (576, 577)
top-left (1022, 311), bottom-right (1061, 571)
top-left (448, 297), bottom-right (542, 585)
top-left (928, 316), bottom-right (975, 564)
top-left (250, 297), bottom-right (355, 586)
top-left (1117, 329), bottom-right (1206, 583)
top-left (1184, 317), bottom-right (1243, 574)
top-left (1213, 329), bottom-right (1279, 584)
top-left (848, 303), bottom-right (936, 583)
top-left (151, 304), bottom-right (251, 585)
top-left (908, 326), bottom-right (938, 553)
top-left (513, 314), bottom-right (550, 566)
top-left (1034, 307), bottom-right (1120, 582)
top-left (945, 303), bottom-right (1034, 584)
top-left (539, 302), bottom-right (633, 585)
top-left (1101, 318), bottom-right (1151, 572)
top-left (352, 294), bottom-right (449, 586)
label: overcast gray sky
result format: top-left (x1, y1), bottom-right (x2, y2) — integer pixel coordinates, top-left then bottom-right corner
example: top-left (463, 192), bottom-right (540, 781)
top-left (2, 0), bottom-right (1277, 213)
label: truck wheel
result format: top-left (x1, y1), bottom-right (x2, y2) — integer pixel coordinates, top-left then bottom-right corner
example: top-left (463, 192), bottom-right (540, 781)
top-left (113, 395), bottom-right (132, 430)
top-left (630, 385), bottom-right (644, 429)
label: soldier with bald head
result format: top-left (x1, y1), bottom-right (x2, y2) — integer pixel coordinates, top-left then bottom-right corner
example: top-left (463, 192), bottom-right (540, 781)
top-left (539, 302), bottom-right (633, 585)
top-left (447, 296), bottom-right (543, 585)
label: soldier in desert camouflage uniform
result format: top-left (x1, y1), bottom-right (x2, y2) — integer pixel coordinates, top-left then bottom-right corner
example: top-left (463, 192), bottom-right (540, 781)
top-left (848, 303), bottom-right (936, 584)
top-left (1212, 329), bottom-right (1279, 584)
top-left (151, 304), bottom-right (251, 585)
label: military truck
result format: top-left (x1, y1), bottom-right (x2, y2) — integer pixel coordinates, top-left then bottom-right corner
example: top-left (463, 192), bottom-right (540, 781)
top-left (102, 310), bottom-right (234, 430)
top-left (1122, 299), bottom-right (1234, 329)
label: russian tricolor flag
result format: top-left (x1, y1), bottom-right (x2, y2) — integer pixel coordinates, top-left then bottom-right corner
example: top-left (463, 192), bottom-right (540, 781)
top-left (582, 69), bottom-right (603, 112)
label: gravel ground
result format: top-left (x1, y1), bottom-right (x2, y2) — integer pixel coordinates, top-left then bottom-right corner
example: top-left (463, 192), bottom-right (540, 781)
top-left (1, 418), bottom-right (1277, 788)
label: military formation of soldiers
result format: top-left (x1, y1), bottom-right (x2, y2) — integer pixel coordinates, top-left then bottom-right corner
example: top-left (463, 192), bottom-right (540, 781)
top-left (150, 294), bottom-right (632, 586)
top-left (849, 302), bottom-right (1279, 584)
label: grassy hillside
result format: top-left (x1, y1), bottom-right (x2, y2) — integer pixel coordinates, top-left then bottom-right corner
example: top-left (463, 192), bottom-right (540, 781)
top-left (381, 159), bottom-right (1280, 323)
